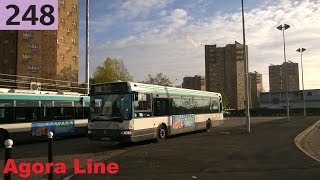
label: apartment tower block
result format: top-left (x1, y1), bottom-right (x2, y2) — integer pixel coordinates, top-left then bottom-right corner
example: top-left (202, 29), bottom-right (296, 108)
top-left (205, 41), bottom-right (247, 110)
top-left (0, 0), bottom-right (79, 90)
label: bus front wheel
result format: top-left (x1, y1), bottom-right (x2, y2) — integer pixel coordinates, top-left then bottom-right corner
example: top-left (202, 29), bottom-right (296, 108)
top-left (0, 130), bottom-right (9, 148)
top-left (157, 124), bottom-right (167, 142)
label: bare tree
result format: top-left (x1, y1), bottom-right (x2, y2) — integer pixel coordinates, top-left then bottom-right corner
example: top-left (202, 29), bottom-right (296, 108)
top-left (141, 73), bottom-right (173, 86)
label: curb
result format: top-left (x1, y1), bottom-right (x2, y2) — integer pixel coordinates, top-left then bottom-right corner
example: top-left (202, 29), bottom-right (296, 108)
top-left (294, 119), bottom-right (320, 163)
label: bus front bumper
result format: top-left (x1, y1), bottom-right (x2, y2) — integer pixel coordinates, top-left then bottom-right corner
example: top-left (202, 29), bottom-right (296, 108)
top-left (87, 129), bottom-right (132, 142)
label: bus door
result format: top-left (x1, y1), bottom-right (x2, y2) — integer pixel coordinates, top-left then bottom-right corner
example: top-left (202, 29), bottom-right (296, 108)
top-left (153, 98), bottom-right (170, 135)
top-left (132, 93), bottom-right (154, 140)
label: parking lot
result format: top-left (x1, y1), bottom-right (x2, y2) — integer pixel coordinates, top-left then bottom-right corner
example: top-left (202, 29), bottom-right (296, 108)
top-left (1, 118), bottom-right (320, 179)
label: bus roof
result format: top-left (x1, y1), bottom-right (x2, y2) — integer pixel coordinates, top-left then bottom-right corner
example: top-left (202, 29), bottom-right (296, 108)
top-left (92, 81), bottom-right (222, 98)
top-left (0, 91), bottom-right (90, 101)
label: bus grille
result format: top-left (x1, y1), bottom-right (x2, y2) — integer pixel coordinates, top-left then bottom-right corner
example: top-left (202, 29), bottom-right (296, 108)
top-left (93, 129), bottom-right (120, 138)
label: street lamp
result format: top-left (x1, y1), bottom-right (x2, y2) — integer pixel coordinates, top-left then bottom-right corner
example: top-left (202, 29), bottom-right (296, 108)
top-left (241, 0), bottom-right (250, 133)
top-left (277, 24), bottom-right (290, 121)
top-left (296, 48), bottom-right (307, 118)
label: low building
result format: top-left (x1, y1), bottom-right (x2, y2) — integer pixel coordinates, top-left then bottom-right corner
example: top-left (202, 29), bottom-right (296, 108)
top-left (260, 89), bottom-right (320, 109)
top-left (182, 75), bottom-right (205, 91)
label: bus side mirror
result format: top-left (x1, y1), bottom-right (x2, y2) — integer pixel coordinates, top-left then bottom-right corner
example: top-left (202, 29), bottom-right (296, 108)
top-left (79, 97), bottom-right (84, 105)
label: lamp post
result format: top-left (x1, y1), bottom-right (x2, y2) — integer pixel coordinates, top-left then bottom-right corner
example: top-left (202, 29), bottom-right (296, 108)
top-left (277, 24), bottom-right (290, 121)
top-left (296, 48), bottom-right (306, 118)
top-left (241, 0), bottom-right (250, 133)
top-left (85, 0), bottom-right (90, 95)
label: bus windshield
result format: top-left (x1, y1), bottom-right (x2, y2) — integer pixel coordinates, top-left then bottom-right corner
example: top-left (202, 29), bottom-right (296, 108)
top-left (91, 94), bottom-right (132, 121)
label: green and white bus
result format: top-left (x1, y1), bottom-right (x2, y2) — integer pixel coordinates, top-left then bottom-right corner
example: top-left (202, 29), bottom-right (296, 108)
top-left (0, 88), bottom-right (90, 146)
top-left (88, 81), bottom-right (224, 142)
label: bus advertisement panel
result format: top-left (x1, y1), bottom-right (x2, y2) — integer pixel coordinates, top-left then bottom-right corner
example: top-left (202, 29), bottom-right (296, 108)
top-left (31, 120), bottom-right (75, 137)
top-left (172, 114), bottom-right (195, 129)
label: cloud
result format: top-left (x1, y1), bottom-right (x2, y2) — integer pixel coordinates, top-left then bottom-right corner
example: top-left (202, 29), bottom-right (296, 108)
top-left (118, 0), bottom-right (172, 19)
top-left (166, 9), bottom-right (189, 27)
top-left (88, 0), bottom-right (173, 33)
top-left (81, 0), bottom-right (320, 91)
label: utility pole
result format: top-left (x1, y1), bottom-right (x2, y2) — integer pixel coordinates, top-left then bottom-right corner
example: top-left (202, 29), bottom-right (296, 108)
top-left (242, 0), bottom-right (250, 133)
top-left (86, 0), bottom-right (90, 94)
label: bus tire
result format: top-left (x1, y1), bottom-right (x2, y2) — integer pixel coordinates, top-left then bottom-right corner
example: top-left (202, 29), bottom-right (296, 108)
top-left (206, 120), bottom-right (212, 132)
top-left (0, 130), bottom-right (9, 148)
top-left (157, 124), bottom-right (167, 142)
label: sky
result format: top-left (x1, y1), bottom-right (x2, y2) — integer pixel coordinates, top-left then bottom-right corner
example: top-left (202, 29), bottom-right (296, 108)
top-left (77, 0), bottom-right (320, 91)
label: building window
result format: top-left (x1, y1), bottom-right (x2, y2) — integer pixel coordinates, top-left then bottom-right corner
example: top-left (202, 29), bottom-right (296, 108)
top-left (71, 38), bottom-right (77, 43)
top-left (3, 59), bottom-right (9, 64)
top-left (9, 49), bottom-right (15, 54)
top-left (307, 92), bottom-right (312, 96)
top-left (3, 40), bottom-right (9, 44)
top-left (9, 69), bottom-right (15, 74)
top-left (59, 0), bottom-right (65, 5)
top-left (28, 65), bottom-right (38, 73)
top-left (67, 29), bottom-right (71, 33)
top-left (66, 46), bottom-right (72, 51)
top-left (60, 18), bottom-right (65, 23)
top-left (72, 56), bottom-right (77, 61)
top-left (72, 21), bottom-right (77, 26)
top-left (23, 32), bottom-right (32, 39)
top-left (67, 11), bottom-right (72, 16)
top-left (31, 43), bottom-right (38, 49)
top-left (59, 54), bottom-right (64, 60)
top-left (73, 4), bottom-right (77, 9)
top-left (23, 53), bottom-right (32, 59)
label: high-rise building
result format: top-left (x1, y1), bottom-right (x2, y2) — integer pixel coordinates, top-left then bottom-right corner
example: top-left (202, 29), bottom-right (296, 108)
top-left (249, 71), bottom-right (263, 108)
top-left (269, 62), bottom-right (299, 92)
top-left (0, 0), bottom-right (79, 90)
top-left (182, 75), bottom-right (206, 91)
top-left (205, 41), bottom-right (247, 110)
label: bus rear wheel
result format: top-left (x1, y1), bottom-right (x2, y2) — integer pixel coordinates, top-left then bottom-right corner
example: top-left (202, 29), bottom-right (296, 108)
top-left (157, 125), bottom-right (167, 142)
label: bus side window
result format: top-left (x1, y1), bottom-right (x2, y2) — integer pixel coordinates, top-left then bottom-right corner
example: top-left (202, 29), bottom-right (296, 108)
top-left (53, 101), bottom-right (75, 120)
top-left (134, 93), bottom-right (152, 118)
top-left (153, 99), bottom-right (169, 117)
top-left (74, 101), bottom-right (84, 119)
top-left (0, 100), bottom-right (14, 123)
top-left (15, 100), bottom-right (40, 122)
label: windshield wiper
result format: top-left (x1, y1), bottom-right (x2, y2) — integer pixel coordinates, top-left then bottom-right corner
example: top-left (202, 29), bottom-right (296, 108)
top-left (93, 115), bottom-right (123, 122)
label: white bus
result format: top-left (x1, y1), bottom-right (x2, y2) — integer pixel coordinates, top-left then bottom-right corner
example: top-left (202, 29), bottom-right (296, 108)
top-left (0, 88), bottom-right (90, 146)
top-left (88, 81), bottom-right (224, 142)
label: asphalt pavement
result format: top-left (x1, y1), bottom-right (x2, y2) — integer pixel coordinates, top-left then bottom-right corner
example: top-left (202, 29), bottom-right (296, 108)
top-left (70, 117), bottom-right (320, 180)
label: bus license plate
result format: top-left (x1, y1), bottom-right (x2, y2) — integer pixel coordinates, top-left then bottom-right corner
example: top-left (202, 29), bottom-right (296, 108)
top-left (101, 137), bottom-right (111, 140)
top-left (94, 122), bottom-right (118, 129)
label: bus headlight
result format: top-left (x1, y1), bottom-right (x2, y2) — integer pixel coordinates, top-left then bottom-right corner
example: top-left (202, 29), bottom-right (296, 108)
top-left (88, 123), bottom-right (93, 129)
top-left (120, 130), bottom-right (132, 135)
